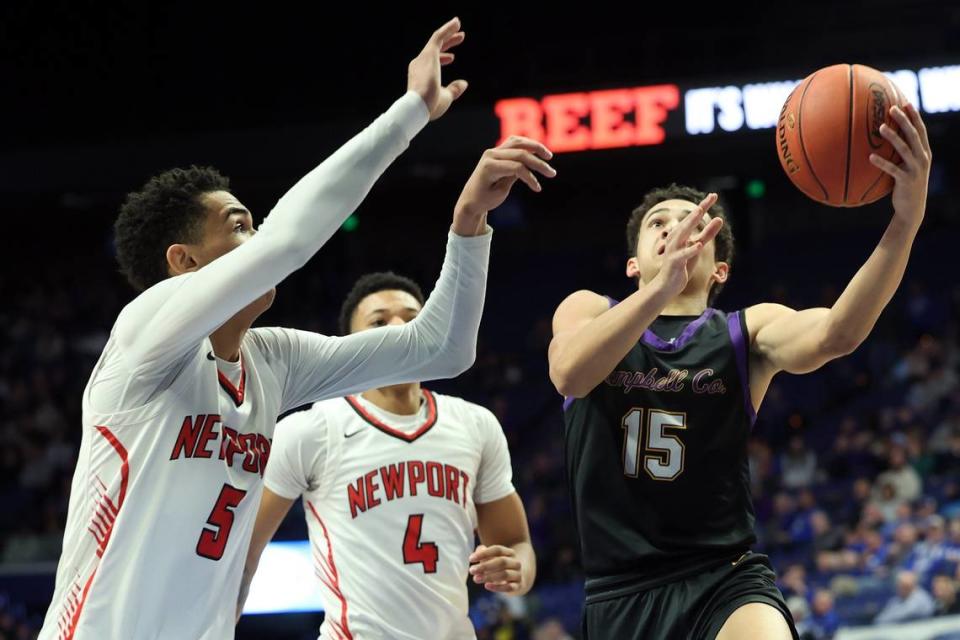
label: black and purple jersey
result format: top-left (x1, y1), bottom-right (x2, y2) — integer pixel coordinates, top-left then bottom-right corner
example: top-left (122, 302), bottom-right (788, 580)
top-left (563, 305), bottom-right (757, 600)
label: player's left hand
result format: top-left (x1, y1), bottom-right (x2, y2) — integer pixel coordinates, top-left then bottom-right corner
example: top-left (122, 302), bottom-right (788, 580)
top-left (468, 544), bottom-right (525, 594)
top-left (407, 17), bottom-right (468, 121)
top-left (870, 103), bottom-right (931, 226)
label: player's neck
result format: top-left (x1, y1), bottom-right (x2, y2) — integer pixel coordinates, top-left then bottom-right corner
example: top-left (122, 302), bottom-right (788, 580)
top-left (209, 314), bottom-right (252, 362)
top-left (659, 291), bottom-right (708, 317)
top-left (361, 384), bottom-right (423, 416)
top-left (208, 296), bottom-right (270, 361)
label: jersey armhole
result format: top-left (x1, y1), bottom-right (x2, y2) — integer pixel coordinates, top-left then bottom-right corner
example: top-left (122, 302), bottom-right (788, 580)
top-left (727, 310), bottom-right (757, 426)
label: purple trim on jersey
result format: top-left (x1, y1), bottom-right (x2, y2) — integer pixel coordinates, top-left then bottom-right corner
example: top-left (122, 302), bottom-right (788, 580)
top-left (727, 310), bottom-right (757, 425)
top-left (641, 308), bottom-right (716, 352)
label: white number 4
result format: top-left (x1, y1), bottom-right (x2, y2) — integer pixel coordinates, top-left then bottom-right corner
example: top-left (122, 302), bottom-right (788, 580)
top-left (621, 409), bottom-right (686, 481)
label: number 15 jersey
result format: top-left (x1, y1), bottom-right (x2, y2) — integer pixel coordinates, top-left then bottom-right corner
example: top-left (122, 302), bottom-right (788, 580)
top-left (563, 307), bottom-right (757, 600)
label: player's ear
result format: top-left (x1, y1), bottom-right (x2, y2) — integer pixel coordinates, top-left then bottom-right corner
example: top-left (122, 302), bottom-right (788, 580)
top-left (626, 256), bottom-right (641, 279)
top-left (166, 243), bottom-right (201, 277)
top-left (711, 261), bottom-right (729, 285)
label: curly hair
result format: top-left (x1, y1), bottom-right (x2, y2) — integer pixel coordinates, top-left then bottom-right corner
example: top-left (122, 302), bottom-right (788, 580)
top-left (338, 272), bottom-right (426, 335)
top-left (114, 165), bottom-right (230, 291)
top-left (625, 183), bottom-right (735, 304)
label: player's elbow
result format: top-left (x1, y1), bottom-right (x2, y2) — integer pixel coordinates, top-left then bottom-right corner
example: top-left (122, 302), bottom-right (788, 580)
top-left (433, 342), bottom-right (476, 379)
top-left (259, 225), bottom-right (316, 271)
top-left (820, 330), bottom-right (862, 359)
top-left (550, 363), bottom-right (591, 399)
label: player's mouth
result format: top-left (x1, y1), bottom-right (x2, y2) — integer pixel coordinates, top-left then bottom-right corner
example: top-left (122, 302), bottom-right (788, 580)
top-left (656, 243), bottom-right (666, 256)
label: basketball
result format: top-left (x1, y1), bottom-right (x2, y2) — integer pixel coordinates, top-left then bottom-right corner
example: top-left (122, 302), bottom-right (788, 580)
top-left (777, 63), bottom-right (906, 207)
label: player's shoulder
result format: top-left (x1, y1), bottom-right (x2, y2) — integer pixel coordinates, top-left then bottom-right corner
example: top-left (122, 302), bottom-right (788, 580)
top-left (115, 273), bottom-right (194, 331)
top-left (245, 326), bottom-right (295, 351)
top-left (552, 290), bottom-right (613, 331)
top-left (556, 289), bottom-right (611, 313)
top-left (742, 303), bottom-right (796, 337)
top-left (431, 392), bottom-right (501, 431)
top-left (276, 398), bottom-right (339, 435)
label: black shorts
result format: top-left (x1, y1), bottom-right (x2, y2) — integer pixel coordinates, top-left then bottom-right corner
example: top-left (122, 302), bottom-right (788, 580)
top-left (582, 552), bottom-right (799, 640)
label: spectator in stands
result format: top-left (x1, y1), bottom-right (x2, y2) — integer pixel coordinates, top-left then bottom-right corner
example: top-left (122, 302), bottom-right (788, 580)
top-left (782, 435), bottom-right (818, 489)
top-left (874, 570), bottom-right (936, 624)
top-left (869, 482), bottom-right (902, 524)
top-left (906, 515), bottom-right (952, 584)
top-left (932, 574), bottom-right (960, 616)
top-left (811, 510), bottom-right (845, 555)
top-left (885, 523), bottom-right (920, 572)
top-left (876, 443), bottom-right (922, 505)
top-left (779, 564), bottom-right (810, 600)
top-left (786, 596), bottom-right (818, 640)
top-left (810, 589), bottom-right (840, 638)
top-left (532, 618), bottom-right (573, 640)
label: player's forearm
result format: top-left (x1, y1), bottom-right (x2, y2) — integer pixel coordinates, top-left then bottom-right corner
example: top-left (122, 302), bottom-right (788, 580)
top-left (283, 229), bottom-right (491, 406)
top-left (343, 229), bottom-right (492, 385)
top-left (822, 216), bottom-right (920, 354)
top-left (121, 93), bottom-right (429, 371)
top-left (511, 541), bottom-right (537, 596)
top-left (235, 563), bottom-right (257, 623)
top-left (401, 229), bottom-right (491, 377)
top-left (550, 283), bottom-right (673, 397)
top-left (262, 91), bottom-right (429, 259)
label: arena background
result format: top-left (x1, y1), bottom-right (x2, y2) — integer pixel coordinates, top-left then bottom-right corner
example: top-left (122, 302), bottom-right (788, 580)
top-left (2, 2), bottom-right (960, 638)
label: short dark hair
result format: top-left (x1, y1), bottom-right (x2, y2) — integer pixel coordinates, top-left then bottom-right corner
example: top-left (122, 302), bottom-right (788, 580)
top-left (338, 272), bottom-right (426, 335)
top-left (114, 165), bottom-right (230, 291)
top-left (625, 183), bottom-right (735, 304)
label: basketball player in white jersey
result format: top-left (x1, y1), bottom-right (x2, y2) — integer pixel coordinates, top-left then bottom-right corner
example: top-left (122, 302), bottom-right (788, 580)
top-left (39, 17), bottom-right (557, 639)
top-left (239, 271), bottom-right (536, 639)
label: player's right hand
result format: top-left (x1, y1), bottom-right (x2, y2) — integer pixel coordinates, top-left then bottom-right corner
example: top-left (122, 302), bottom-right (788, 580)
top-left (652, 193), bottom-right (723, 295)
top-left (451, 136), bottom-right (557, 236)
top-left (407, 17), bottom-right (468, 121)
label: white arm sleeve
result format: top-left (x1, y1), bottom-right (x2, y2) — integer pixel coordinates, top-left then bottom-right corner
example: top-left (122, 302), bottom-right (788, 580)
top-left (263, 405), bottom-right (330, 500)
top-left (253, 229), bottom-right (491, 413)
top-left (114, 92), bottom-right (429, 383)
top-left (474, 406), bottom-right (515, 505)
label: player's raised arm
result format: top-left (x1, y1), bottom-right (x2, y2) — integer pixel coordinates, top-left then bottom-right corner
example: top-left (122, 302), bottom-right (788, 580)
top-left (549, 194), bottom-right (722, 398)
top-left (746, 104), bottom-right (931, 389)
top-left (117, 19), bottom-right (469, 376)
top-left (271, 137), bottom-right (556, 410)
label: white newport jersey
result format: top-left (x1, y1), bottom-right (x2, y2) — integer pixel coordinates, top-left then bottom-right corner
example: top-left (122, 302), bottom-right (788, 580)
top-left (265, 390), bottom-right (515, 640)
top-left (40, 92), bottom-right (494, 640)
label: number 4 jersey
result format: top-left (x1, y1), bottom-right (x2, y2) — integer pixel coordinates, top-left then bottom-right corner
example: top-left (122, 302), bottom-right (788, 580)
top-left (264, 390), bottom-right (515, 640)
top-left (563, 307), bottom-right (757, 601)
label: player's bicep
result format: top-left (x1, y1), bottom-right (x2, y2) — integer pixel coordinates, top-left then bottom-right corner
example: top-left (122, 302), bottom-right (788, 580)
top-left (749, 303), bottom-right (833, 375)
top-left (476, 493), bottom-right (530, 547)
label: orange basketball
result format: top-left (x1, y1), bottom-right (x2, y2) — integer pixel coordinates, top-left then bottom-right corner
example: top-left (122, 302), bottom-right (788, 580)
top-left (776, 64), bottom-right (906, 207)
